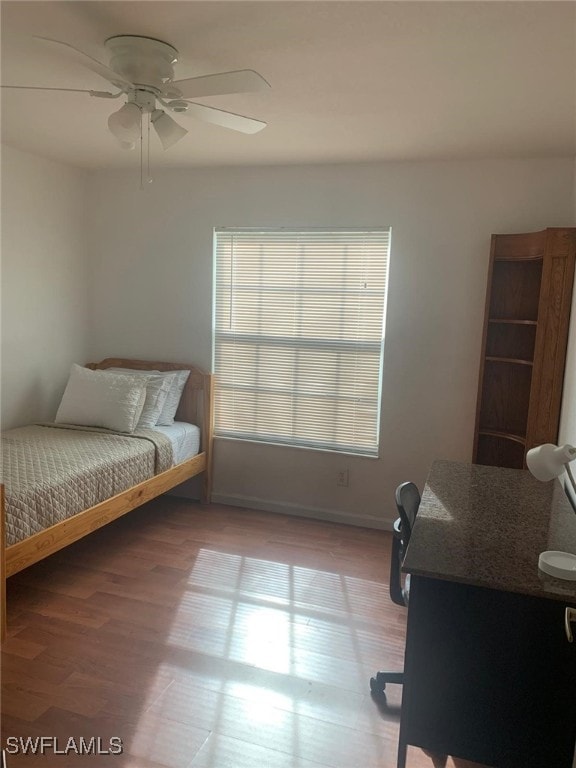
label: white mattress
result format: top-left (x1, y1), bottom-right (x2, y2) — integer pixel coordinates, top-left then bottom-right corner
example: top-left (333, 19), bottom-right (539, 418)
top-left (152, 421), bottom-right (201, 465)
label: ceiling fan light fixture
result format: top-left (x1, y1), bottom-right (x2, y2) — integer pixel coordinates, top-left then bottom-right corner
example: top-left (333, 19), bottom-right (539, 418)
top-left (107, 102), bottom-right (142, 142)
top-left (151, 109), bottom-right (188, 149)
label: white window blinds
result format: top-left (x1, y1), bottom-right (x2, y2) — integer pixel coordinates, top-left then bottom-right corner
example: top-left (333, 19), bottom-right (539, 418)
top-left (213, 228), bottom-right (391, 456)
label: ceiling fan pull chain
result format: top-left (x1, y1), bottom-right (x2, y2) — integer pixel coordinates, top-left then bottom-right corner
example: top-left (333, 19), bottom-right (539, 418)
top-left (147, 113), bottom-right (153, 185)
top-left (139, 111), bottom-right (144, 190)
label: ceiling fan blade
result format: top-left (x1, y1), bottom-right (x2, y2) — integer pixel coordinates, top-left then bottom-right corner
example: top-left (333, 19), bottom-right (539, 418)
top-left (165, 69), bottom-right (270, 100)
top-left (33, 36), bottom-right (134, 90)
top-left (1, 85), bottom-right (120, 98)
top-left (175, 101), bottom-right (267, 134)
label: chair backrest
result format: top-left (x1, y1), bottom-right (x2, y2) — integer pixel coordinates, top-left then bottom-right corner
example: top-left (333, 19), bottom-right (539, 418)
top-left (395, 481), bottom-right (421, 547)
top-left (389, 481), bottom-right (421, 607)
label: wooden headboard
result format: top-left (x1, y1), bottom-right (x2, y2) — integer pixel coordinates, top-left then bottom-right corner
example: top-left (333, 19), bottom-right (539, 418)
top-left (86, 358), bottom-right (214, 455)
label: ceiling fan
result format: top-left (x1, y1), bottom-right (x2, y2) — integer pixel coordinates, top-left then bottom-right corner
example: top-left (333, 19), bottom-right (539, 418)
top-left (2, 34), bottom-right (271, 151)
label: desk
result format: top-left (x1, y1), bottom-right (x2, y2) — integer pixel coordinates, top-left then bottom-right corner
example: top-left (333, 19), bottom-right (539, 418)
top-left (398, 460), bottom-right (576, 768)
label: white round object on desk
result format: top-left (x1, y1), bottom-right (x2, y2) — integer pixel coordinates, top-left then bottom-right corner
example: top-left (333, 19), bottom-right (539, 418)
top-left (538, 551), bottom-right (576, 580)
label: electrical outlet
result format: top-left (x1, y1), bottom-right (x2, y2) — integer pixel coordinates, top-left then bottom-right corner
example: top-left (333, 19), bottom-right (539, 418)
top-left (337, 469), bottom-right (349, 487)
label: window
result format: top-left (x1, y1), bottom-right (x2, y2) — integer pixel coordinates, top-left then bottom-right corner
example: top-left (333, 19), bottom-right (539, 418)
top-left (213, 227), bottom-right (391, 456)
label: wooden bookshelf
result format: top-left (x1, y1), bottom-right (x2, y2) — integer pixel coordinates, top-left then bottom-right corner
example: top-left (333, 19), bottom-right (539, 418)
top-left (473, 228), bottom-right (576, 469)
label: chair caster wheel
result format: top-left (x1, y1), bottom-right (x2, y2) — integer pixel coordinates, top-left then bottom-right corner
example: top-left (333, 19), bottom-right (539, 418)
top-left (370, 674), bottom-right (386, 695)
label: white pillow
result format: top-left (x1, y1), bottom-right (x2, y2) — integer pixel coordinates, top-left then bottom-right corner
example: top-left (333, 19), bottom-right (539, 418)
top-left (55, 364), bottom-right (147, 434)
top-left (107, 369), bottom-right (177, 428)
top-left (156, 370), bottom-right (191, 426)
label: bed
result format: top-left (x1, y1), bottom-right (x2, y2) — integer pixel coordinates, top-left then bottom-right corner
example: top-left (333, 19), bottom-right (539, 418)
top-left (0, 358), bottom-right (214, 639)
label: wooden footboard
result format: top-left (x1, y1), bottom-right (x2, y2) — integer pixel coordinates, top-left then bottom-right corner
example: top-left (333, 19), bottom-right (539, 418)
top-left (3, 358), bottom-right (214, 610)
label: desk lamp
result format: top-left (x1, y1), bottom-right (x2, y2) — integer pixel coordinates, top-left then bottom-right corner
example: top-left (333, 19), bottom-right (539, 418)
top-left (526, 443), bottom-right (576, 581)
top-left (526, 443), bottom-right (576, 495)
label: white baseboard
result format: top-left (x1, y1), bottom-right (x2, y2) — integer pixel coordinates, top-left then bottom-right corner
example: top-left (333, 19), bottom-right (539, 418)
top-left (210, 492), bottom-right (394, 530)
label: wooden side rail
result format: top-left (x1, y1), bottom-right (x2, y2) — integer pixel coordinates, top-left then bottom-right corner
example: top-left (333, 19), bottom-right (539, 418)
top-left (5, 452), bottom-right (206, 578)
top-left (1, 484), bottom-right (6, 642)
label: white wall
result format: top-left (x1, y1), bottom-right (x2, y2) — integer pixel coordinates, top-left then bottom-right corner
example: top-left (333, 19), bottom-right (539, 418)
top-left (1, 146), bottom-right (89, 429)
top-left (87, 158), bottom-right (574, 526)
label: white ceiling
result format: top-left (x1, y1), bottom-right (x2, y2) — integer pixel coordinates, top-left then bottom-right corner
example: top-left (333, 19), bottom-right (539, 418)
top-left (1, 1), bottom-right (575, 170)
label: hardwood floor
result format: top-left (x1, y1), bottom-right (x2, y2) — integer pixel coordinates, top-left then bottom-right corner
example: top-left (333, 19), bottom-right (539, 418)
top-left (1, 498), bottom-right (487, 768)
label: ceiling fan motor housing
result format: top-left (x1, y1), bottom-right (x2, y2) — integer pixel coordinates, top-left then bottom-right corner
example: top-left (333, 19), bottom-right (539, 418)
top-left (105, 35), bottom-right (178, 88)
top-left (128, 90), bottom-right (157, 113)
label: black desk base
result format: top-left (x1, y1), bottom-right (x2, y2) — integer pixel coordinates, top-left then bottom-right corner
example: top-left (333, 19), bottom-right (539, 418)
top-left (398, 576), bottom-right (576, 768)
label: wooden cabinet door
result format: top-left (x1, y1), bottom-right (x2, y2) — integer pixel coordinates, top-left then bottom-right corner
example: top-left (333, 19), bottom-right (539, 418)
top-left (526, 228), bottom-right (576, 452)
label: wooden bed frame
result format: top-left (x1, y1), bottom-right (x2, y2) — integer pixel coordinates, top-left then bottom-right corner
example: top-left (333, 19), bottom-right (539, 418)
top-left (0, 358), bottom-right (214, 640)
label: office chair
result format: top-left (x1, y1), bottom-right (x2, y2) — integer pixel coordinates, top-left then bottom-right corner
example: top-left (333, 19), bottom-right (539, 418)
top-left (369, 480), bottom-right (421, 697)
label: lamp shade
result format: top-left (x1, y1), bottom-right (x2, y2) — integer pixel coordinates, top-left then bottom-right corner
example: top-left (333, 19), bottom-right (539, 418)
top-left (108, 103), bottom-right (142, 143)
top-left (526, 443), bottom-right (576, 482)
top-left (151, 109), bottom-right (188, 149)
